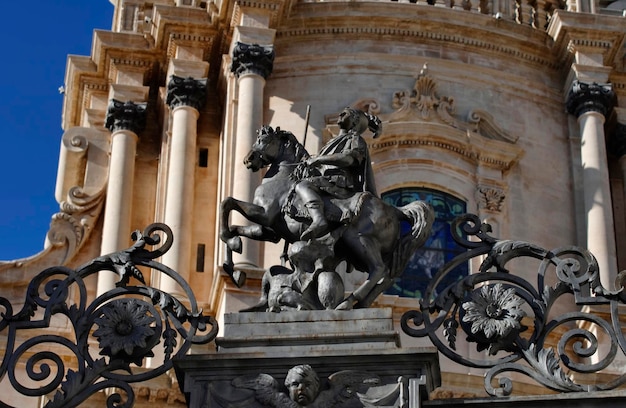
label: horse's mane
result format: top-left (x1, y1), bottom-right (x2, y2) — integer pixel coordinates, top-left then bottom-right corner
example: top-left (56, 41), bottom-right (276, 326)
top-left (274, 127), bottom-right (310, 162)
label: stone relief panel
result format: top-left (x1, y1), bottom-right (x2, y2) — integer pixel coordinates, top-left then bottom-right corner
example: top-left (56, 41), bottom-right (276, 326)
top-left (208, 365), bottom-right (417, 407)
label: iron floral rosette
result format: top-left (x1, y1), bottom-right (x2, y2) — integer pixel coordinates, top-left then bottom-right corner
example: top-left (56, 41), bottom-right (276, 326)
top-left (400, 213), bottom-right (626, 396)
top-left (0, 223), bottom-right (218, 408)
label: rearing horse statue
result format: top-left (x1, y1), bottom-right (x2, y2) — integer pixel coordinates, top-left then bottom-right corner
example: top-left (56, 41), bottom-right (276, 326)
top-left (220, 124), bottom-right (434, 309)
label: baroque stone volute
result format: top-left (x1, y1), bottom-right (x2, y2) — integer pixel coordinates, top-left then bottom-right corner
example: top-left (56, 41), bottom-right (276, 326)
top-left (165, 75), bottom-right (208, 110)
top-left (566, 80), bottom-right (615, 118)
top-left (230, 42), bottom-right (275, 79)
top-left (105, 99), bottom-right (148, 134)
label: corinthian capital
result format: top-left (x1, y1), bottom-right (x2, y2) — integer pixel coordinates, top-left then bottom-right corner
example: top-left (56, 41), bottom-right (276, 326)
top-left (166, 75), bottom-right (208, 110)
top-left (566, 80), bottom-right (615, 118)
top-left (105, 99), bottom-right (147, 134)
top-left (231, 42), bottom-right (275, 79)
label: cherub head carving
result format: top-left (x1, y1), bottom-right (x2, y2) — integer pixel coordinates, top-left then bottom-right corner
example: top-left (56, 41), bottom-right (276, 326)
top-left (284, 364), bottom-right (320, 406)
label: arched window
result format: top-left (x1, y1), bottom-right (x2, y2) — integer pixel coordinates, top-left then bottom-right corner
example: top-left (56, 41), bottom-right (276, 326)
top-left (382, 188), bottom-right (468, 298)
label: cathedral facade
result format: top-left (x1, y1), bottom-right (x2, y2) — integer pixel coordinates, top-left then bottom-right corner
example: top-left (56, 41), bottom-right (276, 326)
top-left (2, 0), bottom-right (626, 405)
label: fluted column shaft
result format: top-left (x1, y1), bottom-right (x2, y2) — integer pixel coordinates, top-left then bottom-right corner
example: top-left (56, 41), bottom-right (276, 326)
top-left (160, 76), bottom-right (206, 295)
top-left (230, 42), bottom-right (275, 267)
top-left (567, 80), bottom-right (617, 289)
top-left (97, 100), bottom-right (146, 295)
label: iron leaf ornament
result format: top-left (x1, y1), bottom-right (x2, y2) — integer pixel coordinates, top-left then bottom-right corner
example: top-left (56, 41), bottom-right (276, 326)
top-left (401, 213), bottom-right (626, 396)
top-left (0, 223), bottom-right (218, 407)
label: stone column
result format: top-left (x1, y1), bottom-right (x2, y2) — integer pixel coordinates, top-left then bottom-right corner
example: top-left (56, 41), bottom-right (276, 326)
top-left (97, 99), bottom-right (147, 295)
top-left (566, 80), bottom-right (617, 290)
top-left (160, 75), bottom-right (207, 295)
top-left (229, 41), bottom-right (275, 267)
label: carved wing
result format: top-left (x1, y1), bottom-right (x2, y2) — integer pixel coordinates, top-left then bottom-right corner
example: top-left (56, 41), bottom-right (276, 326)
top-left (232, 373), bottom-right (297, 407)
top-left (316, 370), bottom-right (380, 407)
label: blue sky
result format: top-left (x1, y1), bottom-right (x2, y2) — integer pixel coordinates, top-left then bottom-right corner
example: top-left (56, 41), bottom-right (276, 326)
top-left (0, 2), bottom-right (114, 260)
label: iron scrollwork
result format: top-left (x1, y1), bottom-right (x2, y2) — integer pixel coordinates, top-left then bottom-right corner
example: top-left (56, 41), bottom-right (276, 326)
top-left (401, 213), bottom-right (626, 396)
top-left (0, 223), bottom-right (218, 407)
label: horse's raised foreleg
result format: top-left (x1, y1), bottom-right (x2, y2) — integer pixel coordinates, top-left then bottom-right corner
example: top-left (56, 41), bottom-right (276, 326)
top-left (220, 197), bottom-right (280, 252)
top-left (230, 224), bottom-right (280, 243)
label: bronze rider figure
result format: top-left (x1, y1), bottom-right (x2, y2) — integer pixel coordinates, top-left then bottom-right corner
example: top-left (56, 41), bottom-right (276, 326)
top-left (295, 107), bottom-right (382, 241)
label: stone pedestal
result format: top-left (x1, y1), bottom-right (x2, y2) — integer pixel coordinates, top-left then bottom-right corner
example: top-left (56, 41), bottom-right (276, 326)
top-left (174, 309), bottom-right (441, 407)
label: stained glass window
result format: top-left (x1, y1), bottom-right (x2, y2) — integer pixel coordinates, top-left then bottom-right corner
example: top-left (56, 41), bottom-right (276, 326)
top-left (382, 188), bottom-right (468, 299)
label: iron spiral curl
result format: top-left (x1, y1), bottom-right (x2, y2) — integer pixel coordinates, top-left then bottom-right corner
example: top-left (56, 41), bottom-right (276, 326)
top-left (0, 223), bottom-right (218, 407)
top-left (401, 213), bottom-right (626, 396)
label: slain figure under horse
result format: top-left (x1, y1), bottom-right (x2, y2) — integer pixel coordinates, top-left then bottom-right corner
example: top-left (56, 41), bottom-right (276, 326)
top-left (220, 108), bottom-right (434, 310)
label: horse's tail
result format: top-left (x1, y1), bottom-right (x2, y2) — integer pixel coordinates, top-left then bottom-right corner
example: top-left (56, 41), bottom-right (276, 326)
top-left (389, 200), bottom-right (435, 278)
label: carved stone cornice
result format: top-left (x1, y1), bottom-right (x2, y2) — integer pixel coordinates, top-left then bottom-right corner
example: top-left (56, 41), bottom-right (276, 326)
top-left (165, 32), bottom-right (215, 62)
top-left (476, 184), bottom-right (506, 213)
top-left (151, 4), bottom-right (218, 54)
top-left (230, 42), bottom-right (275, 79)
top-left (230, 0), bottom-right (286, 29)
top-left (566, 80), bottom-right (615, 118)
top-left (367, 125), bottom-right (523, 172)
top-left (165, 75), bottom-right (208, 110)
top-left (276, 4), bottom-right (559, 71)
top-left (105, 99), bottom-right (148, 134)
top-left (62, 29), bottom-right (154, 130)
top-left (548, 11), bottom-right (626, 70)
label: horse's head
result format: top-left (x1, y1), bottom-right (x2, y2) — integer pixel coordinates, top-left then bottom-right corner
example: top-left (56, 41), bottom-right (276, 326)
top-left (244, 126), bottom-right (308, 172)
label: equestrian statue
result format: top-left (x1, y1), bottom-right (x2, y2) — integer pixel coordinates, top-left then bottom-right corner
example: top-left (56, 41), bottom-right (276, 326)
top-left (220, 107), bottom-right (434, 310)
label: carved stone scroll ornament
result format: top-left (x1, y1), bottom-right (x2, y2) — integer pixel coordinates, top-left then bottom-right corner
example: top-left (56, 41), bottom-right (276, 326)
top-left (230, 42), bottom-right (275, 79)
top-left (46, 185), bottom-right (107, 262)
top-left (401, 213), bottom-right (626, 396)
top-left (0, 127), bottom-right (111, 268)
top-left (0, 223), bottom-right (218, 408)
